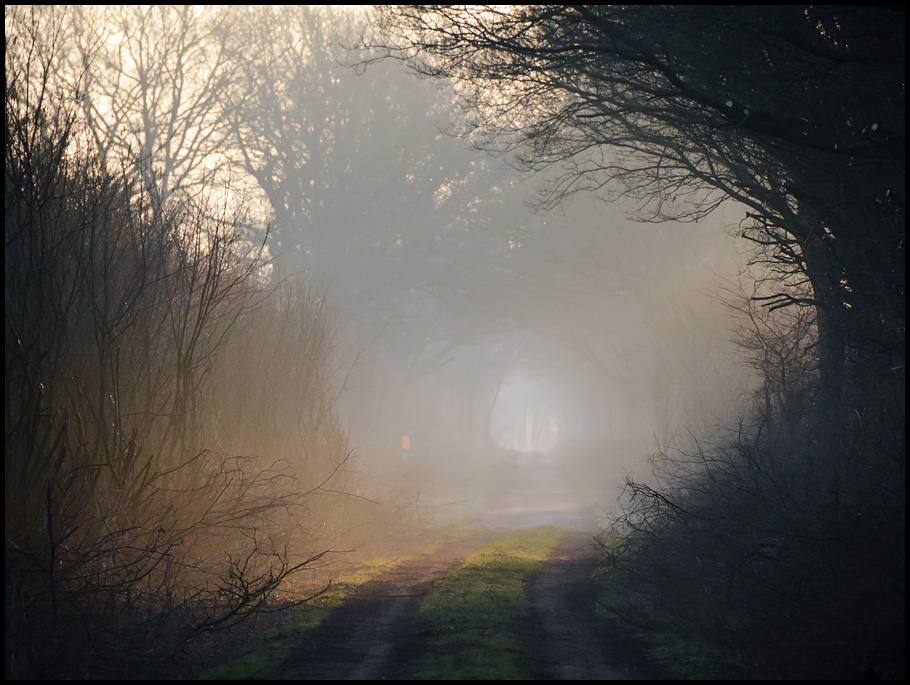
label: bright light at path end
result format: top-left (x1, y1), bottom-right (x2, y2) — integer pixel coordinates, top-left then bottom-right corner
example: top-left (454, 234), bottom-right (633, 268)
top-left (488, 374), bottom-right (560, 453)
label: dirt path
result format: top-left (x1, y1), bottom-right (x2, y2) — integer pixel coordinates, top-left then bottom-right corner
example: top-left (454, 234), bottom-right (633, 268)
top-left (257, 451), bottom-right (664, 680)
top-left (264, 528), bottom-right (662, 681)
top-left (268, 533), bottom-right (499, 680)
top-left (471, 450), bottom-right (602, 530)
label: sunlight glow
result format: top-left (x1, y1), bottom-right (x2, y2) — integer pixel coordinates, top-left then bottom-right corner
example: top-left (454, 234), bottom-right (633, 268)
top-left (489, 373), bottom-right (560, 453)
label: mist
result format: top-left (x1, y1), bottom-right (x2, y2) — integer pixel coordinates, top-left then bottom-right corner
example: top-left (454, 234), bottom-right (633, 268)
top-left (8, 5), bottom-right (901, 680)
top-left (5, 1), bottom-right (757, 558)
top-left (261, 10), bottom-right (757, 528)
top-left (333, 182), bottom-right (752, 529)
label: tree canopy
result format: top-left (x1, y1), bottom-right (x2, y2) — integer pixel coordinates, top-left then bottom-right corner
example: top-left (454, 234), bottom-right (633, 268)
top-left (367, 3), bottom-right (904, 440)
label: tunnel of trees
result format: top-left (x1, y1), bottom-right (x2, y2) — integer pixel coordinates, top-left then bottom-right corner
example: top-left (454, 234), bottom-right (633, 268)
top-left (5, 5), bottom-right (904, 679)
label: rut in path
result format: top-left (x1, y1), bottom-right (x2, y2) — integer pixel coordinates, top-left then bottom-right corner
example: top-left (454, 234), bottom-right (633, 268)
top-left (527, 530), bottom-right (666, 680)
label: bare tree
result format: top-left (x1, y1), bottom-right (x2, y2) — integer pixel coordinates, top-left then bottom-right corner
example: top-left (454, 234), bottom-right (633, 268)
top-left (62, 6), bottom-right (238, 206)
top-left (213, 5), bottom-right (502, 282)
top-left (364, 7), bottom-right (904, 677)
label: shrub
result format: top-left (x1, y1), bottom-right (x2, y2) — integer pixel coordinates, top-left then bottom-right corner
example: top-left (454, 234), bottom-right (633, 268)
top-left (598, 290), bottom-right (904, 679)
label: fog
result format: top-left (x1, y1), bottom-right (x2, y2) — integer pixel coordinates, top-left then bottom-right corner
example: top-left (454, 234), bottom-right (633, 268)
top-left (10, 7), bottom-right (900, 678)
top-left (176, 6), bottom-right (759, 531)
top-left (9, 4), bottom-right (760, 540)
top-left (330, 180), bottom-right (753, 528)
top-left (249, 9), bottom-right (758, 529)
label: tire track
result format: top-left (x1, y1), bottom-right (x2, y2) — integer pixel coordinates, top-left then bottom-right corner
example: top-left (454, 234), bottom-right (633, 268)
top-left (527, 530), bottom-right (669, 680)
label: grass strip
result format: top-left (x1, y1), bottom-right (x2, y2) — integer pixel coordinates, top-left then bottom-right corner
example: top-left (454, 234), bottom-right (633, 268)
top-left (409, 525), bottom-right (565, 680)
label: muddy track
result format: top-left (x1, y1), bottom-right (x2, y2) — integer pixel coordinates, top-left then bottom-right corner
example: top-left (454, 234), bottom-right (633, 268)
top-left (265, 528), bottom-right (664, 681)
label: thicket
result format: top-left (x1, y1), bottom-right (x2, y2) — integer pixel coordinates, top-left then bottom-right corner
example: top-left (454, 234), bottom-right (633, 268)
top-left (4, 12), bottom-right (360, 679)
top-left (599, 283), bottom-right (905, 679)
